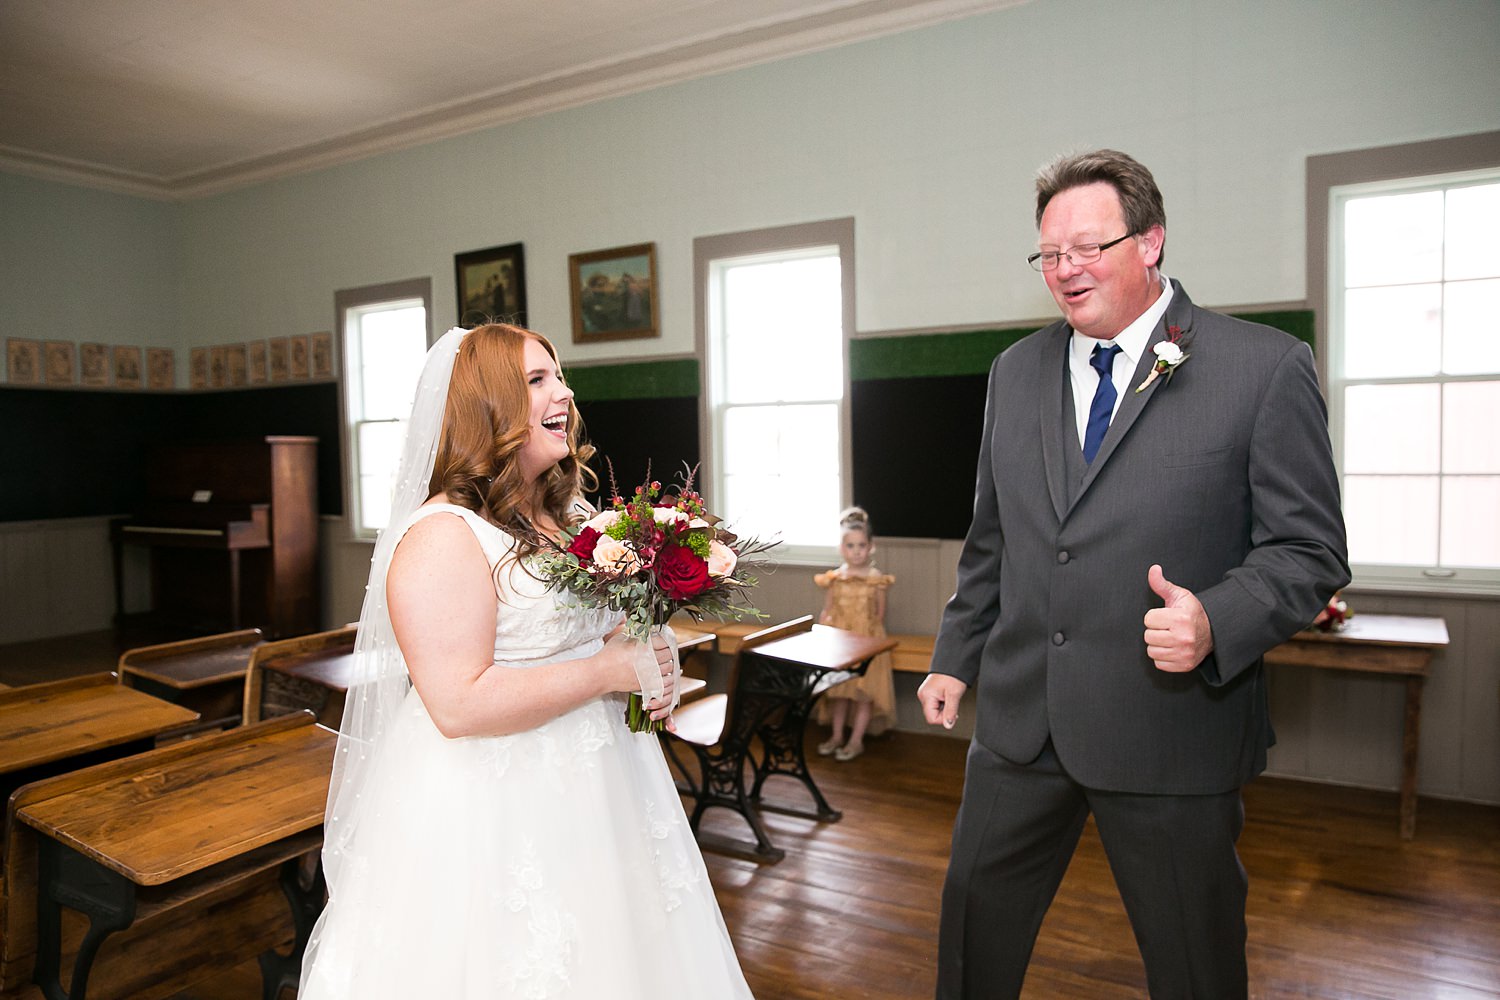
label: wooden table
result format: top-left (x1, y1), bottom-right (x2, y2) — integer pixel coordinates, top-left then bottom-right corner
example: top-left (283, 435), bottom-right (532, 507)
top-left (12, 713), bottom-right (335, 1000)
top-left (740, 625), bottom-right (898, 825)
top-left (0, 674), bottom-right (199, 806)
top-left (118, 629), bottom-right (265, 732)
top-left (1263, 613), bottom-right (1448, 839)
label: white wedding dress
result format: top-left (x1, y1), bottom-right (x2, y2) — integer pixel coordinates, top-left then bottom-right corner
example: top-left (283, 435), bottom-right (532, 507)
top-left (299, 504), bottom-right (754, 999)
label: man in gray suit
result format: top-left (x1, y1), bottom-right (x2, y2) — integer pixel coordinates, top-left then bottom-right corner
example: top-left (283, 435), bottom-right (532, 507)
top-left (919, 149), bottom-right (1349, 999)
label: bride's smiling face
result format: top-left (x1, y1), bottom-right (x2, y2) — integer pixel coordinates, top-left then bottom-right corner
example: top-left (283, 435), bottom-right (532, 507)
top-left (516, 337), bottom-right (575, 482)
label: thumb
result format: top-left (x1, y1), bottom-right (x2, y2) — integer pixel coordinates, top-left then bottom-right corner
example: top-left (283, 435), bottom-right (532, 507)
top-left (1148, 563), bottom-right (1187, 607)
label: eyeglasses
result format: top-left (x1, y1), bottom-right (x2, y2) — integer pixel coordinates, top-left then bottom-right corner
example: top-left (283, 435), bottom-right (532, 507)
top-left (1027, 233), bottom-right (1135, 272)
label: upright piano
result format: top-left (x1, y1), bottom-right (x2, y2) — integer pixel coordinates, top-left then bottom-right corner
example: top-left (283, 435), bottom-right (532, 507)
top-left (112, 436), bottom-right (318, 639)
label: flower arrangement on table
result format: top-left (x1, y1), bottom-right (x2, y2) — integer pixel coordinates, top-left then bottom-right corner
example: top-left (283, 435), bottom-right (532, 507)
top-left (535, 468), bottom-right (777, 732)
top-left (1308, 592), bottom-right (1351, 633)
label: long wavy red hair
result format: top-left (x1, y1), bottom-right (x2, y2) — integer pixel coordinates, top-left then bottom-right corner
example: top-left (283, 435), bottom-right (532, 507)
top-left (427, 323), bottom-right (595, 557)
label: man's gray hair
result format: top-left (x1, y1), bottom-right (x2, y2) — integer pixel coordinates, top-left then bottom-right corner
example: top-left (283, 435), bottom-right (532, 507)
top-left (1035, 149), bottom-right (1167, 266)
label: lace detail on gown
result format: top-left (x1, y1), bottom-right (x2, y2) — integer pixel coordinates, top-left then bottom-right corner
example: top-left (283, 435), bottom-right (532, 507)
top-left (298, 503), bottom-right (754, 1000)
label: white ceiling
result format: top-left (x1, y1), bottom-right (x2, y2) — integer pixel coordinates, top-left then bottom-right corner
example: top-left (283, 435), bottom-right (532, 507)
top-left (0, 0), bottom-right (1026, 200)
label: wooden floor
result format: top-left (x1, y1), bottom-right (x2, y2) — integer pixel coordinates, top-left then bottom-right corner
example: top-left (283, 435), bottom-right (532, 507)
top-left (4, 632), bottom-right (1498, 998)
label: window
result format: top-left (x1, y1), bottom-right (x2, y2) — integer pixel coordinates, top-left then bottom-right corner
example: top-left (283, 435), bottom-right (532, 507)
top-left (695, 219), bottom-right (854, 559)
top-left (1328, 171), bottom-right (1500, 589)
top-left (335, 279), bottom-right (433, 539)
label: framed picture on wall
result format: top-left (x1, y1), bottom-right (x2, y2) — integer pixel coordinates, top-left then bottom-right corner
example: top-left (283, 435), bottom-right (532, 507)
top-left (290, 335), bottom-right (310, 378)
top-left (226, 344), bottom-right (247, 386)
top-left (114, 346), bottom-right (143, 389)
top-left (310, 331), bottom-right (333, 378)
top-left (568, 242), bottom-right (658, 344)
top-left (455, 242), bottom-right (527, 329)
top-left (249, 341), bottom-right (268, 384)
top-left (190, 347), bottom-right (209, 388)
top-left (44, 341), bottom-right (75, 385)
top-left (6, 338), bottom-right (41, 384)
top-left (269, 338), bottom-right (290, 382)
top-left (210, 346), bottom-right (227, 387)
top-left (147, 348), bottom-right (174, 389)
top-left (81, 343), bottom-right (111, 387)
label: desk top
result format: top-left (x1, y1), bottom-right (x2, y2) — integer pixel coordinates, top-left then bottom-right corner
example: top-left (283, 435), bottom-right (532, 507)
top-left (15, 713), bottom-right (335, 885)
top-left (264, 648), bottom-right (357, 693)
top-left (1287, 613), bottom-right (1449, 648)
top-left (749, 624), bottom-right (898, 672)
top-left (120, 637), bottom-right (264, 689)
top-left (0, 674), bottom-right (199, 774)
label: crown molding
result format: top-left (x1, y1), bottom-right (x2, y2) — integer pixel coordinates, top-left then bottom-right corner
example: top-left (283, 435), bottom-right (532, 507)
top-left (3, 0), bottom-right (1027, 202)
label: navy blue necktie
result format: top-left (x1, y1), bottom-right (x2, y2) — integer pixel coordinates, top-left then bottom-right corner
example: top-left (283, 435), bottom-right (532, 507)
top-left (1083, 343), bottom-right (1122, 464)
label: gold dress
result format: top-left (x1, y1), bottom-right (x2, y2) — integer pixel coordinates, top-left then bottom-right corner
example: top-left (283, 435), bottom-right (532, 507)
top-left (813, 568), bottom-right (897, 736)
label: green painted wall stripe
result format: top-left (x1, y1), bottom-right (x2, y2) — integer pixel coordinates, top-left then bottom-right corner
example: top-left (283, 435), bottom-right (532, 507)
top-left (563, 310), bottom-right (1314, 394)
top-left (851, 309), bottom-right (1316, 380)
top-left (564, 358), bottom-right (699, 401)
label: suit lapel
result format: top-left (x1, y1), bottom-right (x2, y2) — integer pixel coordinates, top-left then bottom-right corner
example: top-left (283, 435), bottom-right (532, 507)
top-left (1038, 326), bottom-right (1072, 524)
top-left (1065, 281), bottom-right (1197, 516)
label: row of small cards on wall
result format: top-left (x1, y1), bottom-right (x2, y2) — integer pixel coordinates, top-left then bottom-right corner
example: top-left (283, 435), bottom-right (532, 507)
top-left (4, 333), bottom-right (333, 390)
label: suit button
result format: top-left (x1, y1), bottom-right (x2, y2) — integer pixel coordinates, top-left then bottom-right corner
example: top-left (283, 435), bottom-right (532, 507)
top-left (1057, 551), bottom-right (1070, 564)
top-left (1052, 632), bottom-right (1065, 646)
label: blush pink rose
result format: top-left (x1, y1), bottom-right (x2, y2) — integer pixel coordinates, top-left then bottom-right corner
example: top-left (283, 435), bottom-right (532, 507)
top-left (591, 535), bottom-right (641, 575)
top-left (707, 540), bottom-right (737, 578)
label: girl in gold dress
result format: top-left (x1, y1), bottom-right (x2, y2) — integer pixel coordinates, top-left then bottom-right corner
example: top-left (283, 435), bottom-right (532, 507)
top-left (814, 507), bottom-right (896, 761)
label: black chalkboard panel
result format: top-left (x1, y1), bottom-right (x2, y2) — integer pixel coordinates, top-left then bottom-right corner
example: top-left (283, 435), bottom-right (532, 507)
top-left (575, 396), bottom-right (700, 502)
top-left (850, 374), bottom-right (989, 540)
top-left (0, 384), bottom-right (343, 522)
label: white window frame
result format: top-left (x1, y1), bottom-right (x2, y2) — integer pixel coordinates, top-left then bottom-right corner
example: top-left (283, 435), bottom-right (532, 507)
top-left (694, 218), bottom-right (855, 564)
top-left (1309, 132), bottom-right (1500, 595)
top-left (335, 278), bottom-right (433, 541)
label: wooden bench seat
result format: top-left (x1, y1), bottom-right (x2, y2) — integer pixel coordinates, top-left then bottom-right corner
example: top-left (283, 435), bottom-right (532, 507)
top-left (888, 633), bottom-right (935, 673)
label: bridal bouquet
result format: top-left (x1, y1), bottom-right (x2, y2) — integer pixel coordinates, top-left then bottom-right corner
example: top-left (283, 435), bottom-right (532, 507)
top-left (535, 468), bottom-right (776, 732)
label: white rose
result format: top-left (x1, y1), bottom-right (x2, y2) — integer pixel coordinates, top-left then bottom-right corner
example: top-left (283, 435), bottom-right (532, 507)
top-left (1154, 341), bottom-right (1184, 365)
top-left (584, 510), bottom-right (620, 532)
top-left (652, 507), bottom-right (688, 526)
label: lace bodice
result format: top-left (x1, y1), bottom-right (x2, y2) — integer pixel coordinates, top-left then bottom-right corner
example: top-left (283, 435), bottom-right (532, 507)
top-left (402, 503), bottom-right (620, 666)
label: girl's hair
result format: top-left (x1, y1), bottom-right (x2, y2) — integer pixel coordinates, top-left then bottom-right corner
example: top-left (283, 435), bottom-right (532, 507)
top-left (427, 322), bottom-right (596, 560)
top-left (839, 505), bottom-right (872, 539)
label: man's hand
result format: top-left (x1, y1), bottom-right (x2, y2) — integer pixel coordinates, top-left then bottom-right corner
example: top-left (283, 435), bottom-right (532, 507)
top-left (1143, 563), bottom-right (1214, 672)
top-left (918, 673), bottom-right (968, 730)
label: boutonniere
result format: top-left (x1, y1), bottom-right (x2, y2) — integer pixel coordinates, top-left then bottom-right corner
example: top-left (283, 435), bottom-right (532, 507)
top-left (1135, 325), bottom-right (1190, 393)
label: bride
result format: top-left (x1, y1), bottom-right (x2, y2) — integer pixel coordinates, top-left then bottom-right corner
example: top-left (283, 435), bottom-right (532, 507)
top-left (298, 323), bottom-right (754, 998)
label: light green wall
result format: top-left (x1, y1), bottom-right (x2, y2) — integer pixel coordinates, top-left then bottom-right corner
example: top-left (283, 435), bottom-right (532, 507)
top-left (4, 0), bottom-right (1500, 381)
top-left (0, 173), bottom-right (178, 374)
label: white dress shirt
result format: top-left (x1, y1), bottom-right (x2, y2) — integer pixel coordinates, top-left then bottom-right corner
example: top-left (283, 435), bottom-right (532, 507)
top-left (1068, 275), bottom-right (1174, 450)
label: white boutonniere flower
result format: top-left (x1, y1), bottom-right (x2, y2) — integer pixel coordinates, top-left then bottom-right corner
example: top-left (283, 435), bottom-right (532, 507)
top-left (1135, 326), bottom-right (1190, 393)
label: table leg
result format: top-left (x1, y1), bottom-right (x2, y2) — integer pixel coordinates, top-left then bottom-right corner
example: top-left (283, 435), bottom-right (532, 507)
top-left (35, 838), bottom-right (138, 1000)
top-left (750, 697), bottom-right (842, 822)
top-left (1399, 676), bottom-right (1425, 840)
top-left (257, 853), bottom-right (326, 1000)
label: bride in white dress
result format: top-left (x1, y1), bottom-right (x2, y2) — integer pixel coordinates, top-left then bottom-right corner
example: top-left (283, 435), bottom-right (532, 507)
top-left (298, 323), bottom-right (754, 999)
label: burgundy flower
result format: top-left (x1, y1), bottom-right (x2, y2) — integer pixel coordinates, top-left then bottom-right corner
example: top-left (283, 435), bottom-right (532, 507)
top-left (568, 526), bottom-right (601, 562)
top-left (655, 542), bottom-right (711, 600)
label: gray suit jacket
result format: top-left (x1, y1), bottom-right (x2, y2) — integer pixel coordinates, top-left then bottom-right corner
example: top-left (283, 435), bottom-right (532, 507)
top-left (929, 280), bottom-right (1349, 794)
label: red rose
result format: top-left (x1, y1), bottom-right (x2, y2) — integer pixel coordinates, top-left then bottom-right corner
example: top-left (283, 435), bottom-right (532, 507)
top-left (568, 526), bottom-right (601, 562)
top-left (655, 542), bottom-right (711, 600)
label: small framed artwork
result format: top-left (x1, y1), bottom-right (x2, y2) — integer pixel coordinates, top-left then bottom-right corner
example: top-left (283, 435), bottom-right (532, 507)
top-left (568, 242), bottom-right (658, 344)
top-left (249, 341), bottom-right (268, 384)
top-left (147, 348), bottom-right (174, 390)
top-left (455, 242), bottom-right (527, 328)
top-left (269, 338), bottom-right (290, 382)
top-left (310, 331), bottom-right (333, 379)
top-left (44, 341), bottom-right (75, 385)
top-left (190, 347), bottom-right (209, 389)
top-left (81, 343), bottom-right (111, 387)
top-left (209, 346), bottom-right (227, 387)
top-left (114, 346), bottom-right (144, 389)
top-left (6, 338), bottom-right (41, 384)
top-left (226, 344), bottom-right (248, 386)
top-left (290, 335), bottom-right (310, 379)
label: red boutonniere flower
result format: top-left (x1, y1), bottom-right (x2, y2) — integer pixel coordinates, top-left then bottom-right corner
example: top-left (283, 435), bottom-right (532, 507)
top-left (1135, 325), bottom-right (1190, 394)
